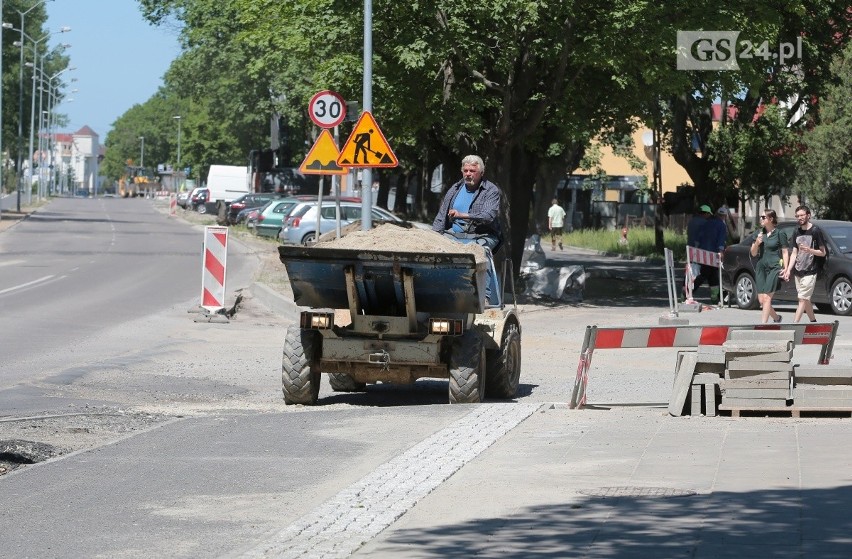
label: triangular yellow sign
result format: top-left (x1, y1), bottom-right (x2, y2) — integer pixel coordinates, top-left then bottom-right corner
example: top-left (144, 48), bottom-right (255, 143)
top-left (337, 111), bottom-right (398, 168)
top-left (299, 129), bottom-right (348, 175)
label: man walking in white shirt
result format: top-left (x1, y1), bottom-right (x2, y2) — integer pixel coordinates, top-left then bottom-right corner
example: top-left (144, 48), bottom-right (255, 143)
top-left (547, 198), bottom-right (567, 251)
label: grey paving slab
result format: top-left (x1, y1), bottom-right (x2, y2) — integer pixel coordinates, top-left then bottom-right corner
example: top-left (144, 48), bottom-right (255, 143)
top-left (352, 405), bottom-right (852, 558)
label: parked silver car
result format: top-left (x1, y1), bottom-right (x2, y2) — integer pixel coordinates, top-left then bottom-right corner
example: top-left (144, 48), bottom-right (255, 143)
top-left (278, 201), bottom-right (403, 245)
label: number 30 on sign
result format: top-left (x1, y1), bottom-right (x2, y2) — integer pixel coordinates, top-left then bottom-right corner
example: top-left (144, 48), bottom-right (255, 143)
top-left (308, 90), bottom-right (346, 129)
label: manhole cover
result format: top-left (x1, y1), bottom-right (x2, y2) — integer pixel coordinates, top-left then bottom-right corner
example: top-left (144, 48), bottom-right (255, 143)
top-left (578, 486), bottom-right (697, 498)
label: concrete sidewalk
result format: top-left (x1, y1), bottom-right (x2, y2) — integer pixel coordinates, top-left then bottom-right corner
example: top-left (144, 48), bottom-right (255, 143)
top-left (354, 404), bottom-right (852, 558)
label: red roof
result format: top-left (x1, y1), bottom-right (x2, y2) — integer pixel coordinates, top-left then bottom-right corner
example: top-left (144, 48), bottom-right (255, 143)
top-left (73, 125), bottom-right (98, 137)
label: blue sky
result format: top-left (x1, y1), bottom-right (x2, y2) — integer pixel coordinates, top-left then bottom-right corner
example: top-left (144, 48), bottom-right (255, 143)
top-left (45, 0), bottom-right (181, 141)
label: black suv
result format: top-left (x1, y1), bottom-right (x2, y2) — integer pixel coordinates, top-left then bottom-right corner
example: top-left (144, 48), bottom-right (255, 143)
top-left (721, 219), bottom-right (852, 315)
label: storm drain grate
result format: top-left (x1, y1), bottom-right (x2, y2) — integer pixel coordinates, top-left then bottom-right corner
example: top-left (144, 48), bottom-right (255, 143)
top-left (579, 486), bottom-right (697, 498)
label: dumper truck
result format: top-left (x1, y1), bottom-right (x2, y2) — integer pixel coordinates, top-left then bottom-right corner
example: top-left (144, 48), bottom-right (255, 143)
top-left (277, 225), bottom-right (521, 404)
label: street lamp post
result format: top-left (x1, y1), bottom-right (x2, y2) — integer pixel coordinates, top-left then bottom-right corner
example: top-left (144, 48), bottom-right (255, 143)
top-left (138, 136), bottom-right (145, 168)
top-left (9, 23), bottom-right (71, 205)
top-left (28, 59), bottom-right (73, 200)
top-left (173, 116), bottom-right (182, 193)
top-left (12, 1), bottom-right (58, 207)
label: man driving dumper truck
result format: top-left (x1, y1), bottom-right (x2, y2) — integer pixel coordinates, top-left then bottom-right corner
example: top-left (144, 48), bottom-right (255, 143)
top-left (277, 154), bottom-right (520, 405)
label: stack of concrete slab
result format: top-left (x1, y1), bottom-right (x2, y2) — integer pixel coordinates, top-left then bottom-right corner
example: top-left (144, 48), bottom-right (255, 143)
top-left (794, 364), bottom-right (852, 409)
top-left (669, 346), bottom-right (725, 417)
top-left (719, 330), bottom-right (795, 411)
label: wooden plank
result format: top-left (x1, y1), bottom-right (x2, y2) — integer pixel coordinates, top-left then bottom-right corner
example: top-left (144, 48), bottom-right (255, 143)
top-left (727, 370), bottom-right (791, 381)
top-left (668, 352), bottom-right (697, 417)
top-left (724, 388), bottom-right (790, 399)
top-left (724, 378), bottom-right (790, 389)
top-left (728, 361), bottom-right (794, 372)
top-left (728, 329), bottom-right (796, 343)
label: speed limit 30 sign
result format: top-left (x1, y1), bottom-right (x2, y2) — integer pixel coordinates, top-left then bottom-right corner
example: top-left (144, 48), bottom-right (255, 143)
top-left (308, 90), bottom-right (346, 128)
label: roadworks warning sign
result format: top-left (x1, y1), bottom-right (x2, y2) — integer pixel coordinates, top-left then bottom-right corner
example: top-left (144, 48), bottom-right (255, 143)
top-left (337, 112), bottom-right (398, 168)
top-left (299, 129), bottom-right (347, 175)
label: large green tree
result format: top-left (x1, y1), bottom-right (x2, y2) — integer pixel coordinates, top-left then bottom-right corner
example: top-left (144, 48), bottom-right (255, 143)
top-left (667, 1), bottom-right (851, 209)
top-left (131, 0), bottom-right (849, 267)
top-left (794, 42), bottom-right (852, 220)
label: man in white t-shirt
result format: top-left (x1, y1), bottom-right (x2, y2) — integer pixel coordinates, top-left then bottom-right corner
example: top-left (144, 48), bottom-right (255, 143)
top-left (547, 198), bottom-right (567, 250)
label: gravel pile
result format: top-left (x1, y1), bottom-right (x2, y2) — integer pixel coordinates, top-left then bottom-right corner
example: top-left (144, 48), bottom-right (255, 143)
top-left (316, 223), bottom-right (487, 264)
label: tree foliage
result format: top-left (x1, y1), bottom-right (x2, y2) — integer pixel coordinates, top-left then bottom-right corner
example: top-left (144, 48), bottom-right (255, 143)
top-left (794, 42), bottom-right (852, 219)
top-left (124, 0), bottom-right (850, 265)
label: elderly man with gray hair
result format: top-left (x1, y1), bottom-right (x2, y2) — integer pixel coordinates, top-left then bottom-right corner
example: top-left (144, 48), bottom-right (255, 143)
top-left (432, 155), bottom-right (504, 305)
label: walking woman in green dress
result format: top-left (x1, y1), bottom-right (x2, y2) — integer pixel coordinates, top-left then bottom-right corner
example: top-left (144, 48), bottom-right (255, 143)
top-left (750, 209), bottom-right (790, 323)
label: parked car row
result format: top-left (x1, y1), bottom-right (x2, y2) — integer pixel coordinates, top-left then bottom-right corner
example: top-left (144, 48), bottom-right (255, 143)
top-left (241, 196), bottom-right (418, 244)
top-left (226, 193), bottom-right (283, 225)
top-left (278, 200), bottom-right (404, 245)
top-left (721, 219), bottom-right (852, 316)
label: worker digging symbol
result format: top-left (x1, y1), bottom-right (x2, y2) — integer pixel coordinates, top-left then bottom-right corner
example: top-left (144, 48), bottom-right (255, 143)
top-left (337, 111), bottom-right (399, 168)
top-left (354, 129), bottom-right (374, 164)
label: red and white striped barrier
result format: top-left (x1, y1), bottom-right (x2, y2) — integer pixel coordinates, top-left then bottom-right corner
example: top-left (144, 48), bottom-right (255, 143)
top-left (684, 246), bottom-right (723, 304)
top-left (201, 226), bottom-right (229, 312)
top-left (569, 322), bottom-right (839, 408)
top-left (169, 194), bottom-right (177, 217)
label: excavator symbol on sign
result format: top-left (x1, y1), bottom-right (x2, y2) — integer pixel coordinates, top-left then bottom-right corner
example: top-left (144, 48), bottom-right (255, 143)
top-left (353, 129), bottom-right (389, 164)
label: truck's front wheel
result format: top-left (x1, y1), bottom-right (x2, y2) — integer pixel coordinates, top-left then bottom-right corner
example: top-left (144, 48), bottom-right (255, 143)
top-left (449, 330), bottom-right (485, 404)
top-left (485, 323), bottom-right (521, 399)
top-left (282, 326), bottom-right (321, 405)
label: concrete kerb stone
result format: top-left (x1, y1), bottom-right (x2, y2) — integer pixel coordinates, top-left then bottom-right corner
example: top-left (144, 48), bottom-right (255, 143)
top-left (249, 282), bottom-right (301, 322)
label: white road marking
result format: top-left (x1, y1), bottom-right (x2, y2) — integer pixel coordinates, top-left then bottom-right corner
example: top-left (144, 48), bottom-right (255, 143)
top-left (239, 402), bottom-right (541, 559)
top-left (0, 275), bottom-right (57, 296)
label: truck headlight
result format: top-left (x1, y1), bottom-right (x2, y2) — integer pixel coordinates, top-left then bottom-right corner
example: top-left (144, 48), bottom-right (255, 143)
top-left (429, 318), bottom-right (463, 336)
top-left (300, 311), bottom-right (334, 330)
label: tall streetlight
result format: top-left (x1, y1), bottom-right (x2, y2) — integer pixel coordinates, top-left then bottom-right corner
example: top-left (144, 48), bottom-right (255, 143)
top-left (12, 1), bottom-right (60, 207)
top-left (138, 136), bottom-right (145, 168)
top-left (28, 60), bottom-right (74, 200)
top-left (6, 22), bottom-right (71, 207)
top-left (173, 115), bottom-right (182, 193)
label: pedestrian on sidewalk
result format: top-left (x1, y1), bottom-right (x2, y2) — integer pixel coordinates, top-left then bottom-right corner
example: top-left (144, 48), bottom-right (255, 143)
top-left (784, 205), bottom-right (826, 323)
top-left (751, 209), bottom-right (789, 323)
top-left (547, 198), bottom-right (566, 251)
top-left (692, 206), bottom-right (728, 303)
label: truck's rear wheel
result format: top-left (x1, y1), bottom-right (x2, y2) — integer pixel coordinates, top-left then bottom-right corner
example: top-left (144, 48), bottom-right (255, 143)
top-left (282, 326), bottom-right (321, 405)
top-left (449, 330), bottom-right (485, 404)
top-left (485, 323), bottom-right (521, 399)
top-left (328, 373), bottom-right (366, 392)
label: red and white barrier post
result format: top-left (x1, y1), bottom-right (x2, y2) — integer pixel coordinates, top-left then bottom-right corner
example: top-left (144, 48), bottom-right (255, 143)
top-left (201, 226), bottom-right (229, 313)
top-left (569, 322), bottom-right (839, 408)
top-left (684, 246), bottom-right (723, 306)
top-left (169, 193), bottom-right (177, 217)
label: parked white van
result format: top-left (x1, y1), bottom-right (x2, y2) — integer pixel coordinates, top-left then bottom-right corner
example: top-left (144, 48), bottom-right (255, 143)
top-left (207, 165), bottom-right (249, 204)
